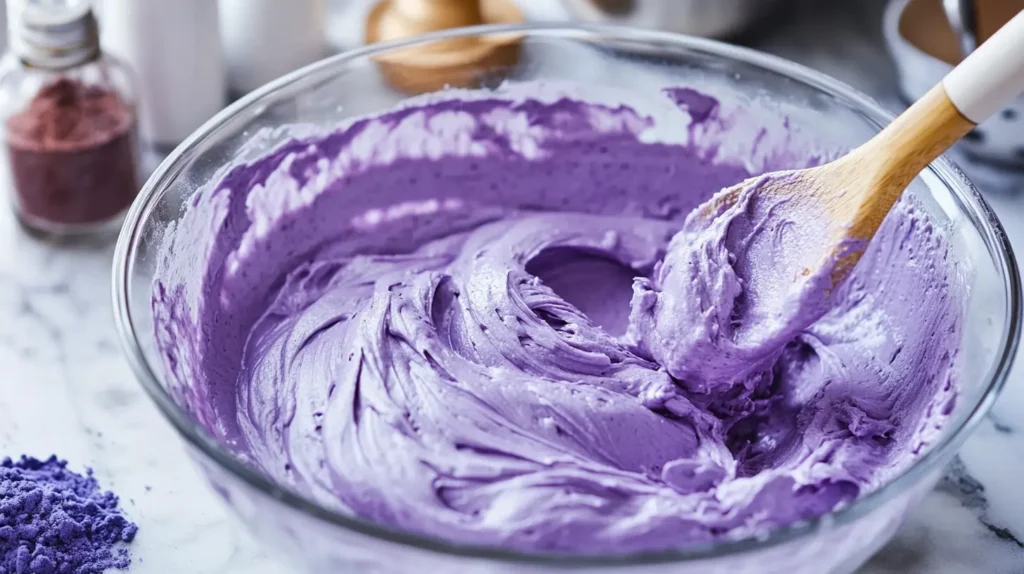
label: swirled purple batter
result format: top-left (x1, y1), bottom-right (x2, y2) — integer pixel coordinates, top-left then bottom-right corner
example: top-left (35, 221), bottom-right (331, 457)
top-left (153, 84), bottom-right (963, 553)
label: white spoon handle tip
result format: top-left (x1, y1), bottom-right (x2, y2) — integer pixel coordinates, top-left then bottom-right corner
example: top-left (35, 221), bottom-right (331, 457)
top-left (943, 9), bottom-right (1024, 124)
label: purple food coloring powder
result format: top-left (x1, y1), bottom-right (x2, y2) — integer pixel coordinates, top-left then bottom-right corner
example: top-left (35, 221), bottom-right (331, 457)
top-left (0, 456), bottom-right (138, 574)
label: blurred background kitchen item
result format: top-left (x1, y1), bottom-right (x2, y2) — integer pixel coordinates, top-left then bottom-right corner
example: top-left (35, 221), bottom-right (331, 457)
top-left (942, 0), bottom-right (979, 58)
top-left (329, 0), bottom-right (790, 52)
top-left (0, 0), bottom-right (7, 51)
top-left (365, 0), bottom-right (523, 93)
top-left (886, 0), bottom-right (1024, 167)
top-left (98, 0), bottom-right (225, 151)
top-left (558, 0), bottom-right (782, 38)
top-left (328, 0), bottom-right (569, 52)
top-left (220, 0), bottom-right (327, 98)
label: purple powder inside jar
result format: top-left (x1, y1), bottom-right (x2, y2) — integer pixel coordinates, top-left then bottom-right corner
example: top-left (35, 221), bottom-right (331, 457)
top-left (4, 78), bottom-right (139, 229)
top-left (0, 455), bottom-right (138, 574)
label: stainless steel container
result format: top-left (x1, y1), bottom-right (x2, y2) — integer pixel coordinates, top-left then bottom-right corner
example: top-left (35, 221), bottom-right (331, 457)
top-left (559, 0), bottom-right (781, 38)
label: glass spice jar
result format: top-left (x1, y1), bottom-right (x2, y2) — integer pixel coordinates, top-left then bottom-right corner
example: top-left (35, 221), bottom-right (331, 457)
top-left (0, 0), bottom-right (140, 239)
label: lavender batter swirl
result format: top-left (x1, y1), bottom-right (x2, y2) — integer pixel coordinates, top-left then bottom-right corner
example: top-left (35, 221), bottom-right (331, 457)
top-left (153, 85), bottom-right (964, 554)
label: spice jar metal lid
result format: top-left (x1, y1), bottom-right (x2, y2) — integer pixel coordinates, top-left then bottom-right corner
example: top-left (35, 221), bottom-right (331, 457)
top-left (11, 0), bottom-right (100, 70)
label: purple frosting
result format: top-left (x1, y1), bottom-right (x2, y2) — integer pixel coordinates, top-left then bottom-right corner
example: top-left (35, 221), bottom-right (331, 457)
top-left (631, 171), bottom-right (864, 392)
top-left (0, 456), bottom-right (138, 573)
top-left (153, 84), bottom-right (964, 554)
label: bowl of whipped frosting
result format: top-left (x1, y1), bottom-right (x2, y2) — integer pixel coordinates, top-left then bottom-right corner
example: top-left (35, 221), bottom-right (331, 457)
top-left (112, 24), bottom-right (1021, 574)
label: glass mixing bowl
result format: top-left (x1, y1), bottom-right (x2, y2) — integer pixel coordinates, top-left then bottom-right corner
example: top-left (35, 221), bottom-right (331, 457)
top-left (112, 25), bottom-right (1021, 574)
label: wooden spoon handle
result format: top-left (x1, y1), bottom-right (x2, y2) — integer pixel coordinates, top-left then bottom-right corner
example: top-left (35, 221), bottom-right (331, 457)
top-left (859, 8), bottom-right (1024, 199)
top-left (838, 10), bottom-right (1024, 244)
top-left (944, 8), bottom-right (1024, 122)
top-left (854, 84), bottom-right (973, 219)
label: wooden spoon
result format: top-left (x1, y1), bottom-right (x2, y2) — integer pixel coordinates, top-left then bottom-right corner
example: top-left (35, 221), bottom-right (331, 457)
top-left (704, 9), bottom-right (1024, 288)
top-left (646, 11), bottom-right (1024, 384)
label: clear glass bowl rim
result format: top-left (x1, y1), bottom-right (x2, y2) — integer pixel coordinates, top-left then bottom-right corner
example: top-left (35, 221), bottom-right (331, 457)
top-left (111, 23), bottom-right (1022, 567)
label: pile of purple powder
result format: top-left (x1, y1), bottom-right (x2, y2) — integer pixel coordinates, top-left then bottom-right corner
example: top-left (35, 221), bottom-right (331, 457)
top-left (1, 455), bottom-right (138, 574)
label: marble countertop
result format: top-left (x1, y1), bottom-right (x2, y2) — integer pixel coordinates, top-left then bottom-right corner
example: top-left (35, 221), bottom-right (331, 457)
top-left (2, 1), bottom-right (1024, 572)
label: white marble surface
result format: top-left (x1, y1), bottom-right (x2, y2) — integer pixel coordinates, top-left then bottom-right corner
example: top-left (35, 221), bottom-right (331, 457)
top-left (2, 1), bottom-right (1024, 573)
